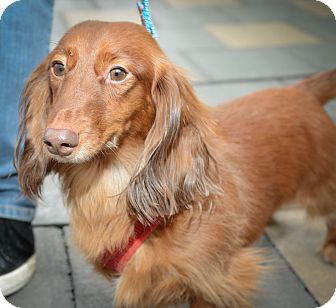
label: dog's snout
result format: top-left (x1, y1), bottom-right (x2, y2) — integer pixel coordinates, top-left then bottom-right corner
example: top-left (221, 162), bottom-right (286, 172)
top-left (43, 128), bottom-right (79, 156)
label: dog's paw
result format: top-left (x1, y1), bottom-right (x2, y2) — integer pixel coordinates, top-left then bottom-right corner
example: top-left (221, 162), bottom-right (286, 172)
top-left (320, 242), bottom-right (336, 265)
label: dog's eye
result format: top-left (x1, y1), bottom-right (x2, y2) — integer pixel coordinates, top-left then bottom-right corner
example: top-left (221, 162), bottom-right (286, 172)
top-left (52, 62), bottom-right (66, 76)
top-left (108, 67), bottom-right (127, 82)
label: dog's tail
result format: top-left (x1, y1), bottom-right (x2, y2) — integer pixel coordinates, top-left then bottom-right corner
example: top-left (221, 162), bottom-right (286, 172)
top-left (292, 70), bottom-right (336, 106)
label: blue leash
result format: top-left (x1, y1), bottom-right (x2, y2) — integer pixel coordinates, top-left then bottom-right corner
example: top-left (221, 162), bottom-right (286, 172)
top-left (136, 0), bottom-right (158, 40)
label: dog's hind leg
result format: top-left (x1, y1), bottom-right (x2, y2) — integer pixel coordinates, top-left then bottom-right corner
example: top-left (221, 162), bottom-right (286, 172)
top-left (297, 178), bottom-right (336, 265)
top-left (320, 214), bottom-right (336, 265)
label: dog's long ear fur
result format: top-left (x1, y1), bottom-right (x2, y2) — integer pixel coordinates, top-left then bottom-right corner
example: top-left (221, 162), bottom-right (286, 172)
top-left (127, 62), bottom-right (221, 224)
top-left (15, 59), bottom-right (51, 199)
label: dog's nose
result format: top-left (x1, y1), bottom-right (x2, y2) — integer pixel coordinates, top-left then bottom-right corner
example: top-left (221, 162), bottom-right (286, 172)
top-left (43, 128), bottom-right (79, 156)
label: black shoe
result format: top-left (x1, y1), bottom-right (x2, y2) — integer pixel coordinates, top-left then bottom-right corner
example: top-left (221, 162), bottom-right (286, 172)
top-left (0, 218), bottom-right (36, 296)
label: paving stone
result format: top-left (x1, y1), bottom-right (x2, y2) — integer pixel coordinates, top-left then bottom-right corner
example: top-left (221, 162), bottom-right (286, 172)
top-left (242, 0), bottom-right (291, 2)
top-left (49, 2), bottom-right (70, 49)
top-left (64, 227), bottom-right (116, 308)
top-left (254, 236), bottom-right (318, 308)
top-left (266, 208), bottom-right (336, 305)
top-left (325, 102), bottom-right (336, 122)
top-left (164, 50), bottom-right (206, 82)
top-left (219, 2), bottom-right (319, 23)
top-left (92, 0), bottom-right (140, 10)
top-left (63, 10), bottom-right (141, 29)
top-left (205, 21), bottom-right (320, 48)
top-left (166, 0), bottom-right (238, 7)
top-left (194, 80), bottom-right (282, 106)
top-left (293, 0), bottom-right (335, 19)
top-left (152, 5), bottom-right (236, 29)
top-left (7, 227), bottom-right (73, 308)
top-left (289, 18), bottom-right (336, 41)
top-left (54, 0), bottom-right (96, 12)
top-left (157, 28), bottom-right (223, 51)
top-left (184, 47), bottom-right (318, 81)
top-left (50, 12), bottom-right (68, 49)
top-left (286, 43), bottom-right (336, 71)
top-left (33, 174), bottom-right (69, 226)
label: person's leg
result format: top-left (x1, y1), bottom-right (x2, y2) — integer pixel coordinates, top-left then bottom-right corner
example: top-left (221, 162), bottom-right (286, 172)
top-left (0, 0), bottom-right (54, 296)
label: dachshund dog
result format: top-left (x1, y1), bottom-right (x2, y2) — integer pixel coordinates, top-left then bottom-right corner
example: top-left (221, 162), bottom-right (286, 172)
top-left (16, 21), bottom-right (336, 307)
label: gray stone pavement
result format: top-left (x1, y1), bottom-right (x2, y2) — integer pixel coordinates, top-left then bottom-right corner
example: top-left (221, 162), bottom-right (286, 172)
top-left (6, 0), bottom-right (336, 307)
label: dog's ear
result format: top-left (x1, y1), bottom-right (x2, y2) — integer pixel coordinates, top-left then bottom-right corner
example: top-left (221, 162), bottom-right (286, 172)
top-left (15, 59), bottom-right (51, 199)
top-left (127, 62), bottom-right (221, 224)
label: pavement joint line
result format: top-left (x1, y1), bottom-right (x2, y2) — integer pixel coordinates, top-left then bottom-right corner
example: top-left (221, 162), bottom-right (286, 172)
top-left (192, 73), bottom-right (315, 86)
top-left (264, 232), bottom-right (320, 306)
top-left (61, 226), bottom-right (77, 308)
top-left (33, 223), bottom-right (70, 228)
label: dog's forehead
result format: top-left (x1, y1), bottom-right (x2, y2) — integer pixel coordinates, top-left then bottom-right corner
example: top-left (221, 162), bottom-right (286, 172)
top-left (59, 21), bottom-right (158, 54)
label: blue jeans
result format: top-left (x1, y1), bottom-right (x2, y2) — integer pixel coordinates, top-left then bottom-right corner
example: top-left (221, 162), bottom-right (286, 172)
top-left (0, 0), bottom-right (54, 222)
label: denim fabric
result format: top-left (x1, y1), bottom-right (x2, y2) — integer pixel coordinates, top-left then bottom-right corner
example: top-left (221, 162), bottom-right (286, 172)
top-left (0, 0), bottom-right (54, 222)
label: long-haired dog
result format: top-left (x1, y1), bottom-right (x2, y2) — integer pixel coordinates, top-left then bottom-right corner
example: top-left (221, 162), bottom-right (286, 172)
top-left (15, 21), bottom-right (336, 307)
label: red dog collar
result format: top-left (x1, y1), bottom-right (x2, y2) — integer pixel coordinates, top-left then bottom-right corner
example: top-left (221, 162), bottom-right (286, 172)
top-left (101, 219), bottom-right (162, 273)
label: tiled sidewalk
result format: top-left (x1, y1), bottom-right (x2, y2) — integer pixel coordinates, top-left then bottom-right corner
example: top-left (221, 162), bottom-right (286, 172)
top-left (7, 0), bottom-right (336, 307)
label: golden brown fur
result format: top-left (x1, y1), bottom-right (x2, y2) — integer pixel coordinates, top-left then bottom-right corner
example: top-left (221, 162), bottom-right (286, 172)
top-left (15, 21), bottom-right (336, 307)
